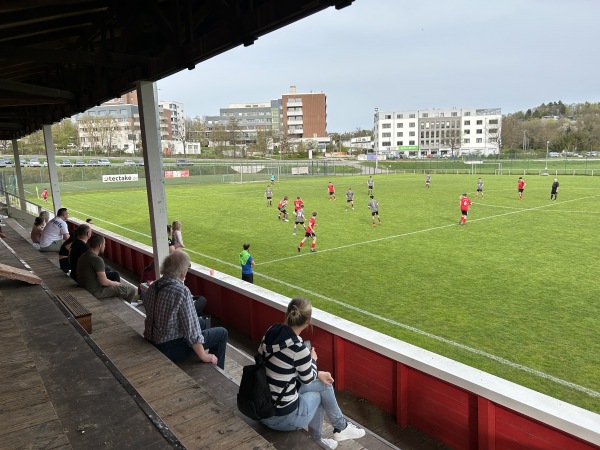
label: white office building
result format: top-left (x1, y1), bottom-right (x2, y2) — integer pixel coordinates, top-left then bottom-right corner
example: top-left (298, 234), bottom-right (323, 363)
top-left (373, 107), bottom-right (501, 158)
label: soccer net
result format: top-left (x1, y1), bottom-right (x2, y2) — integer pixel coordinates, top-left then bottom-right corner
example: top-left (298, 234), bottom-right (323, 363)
top-left (222, 174), bottom-right (242, 184)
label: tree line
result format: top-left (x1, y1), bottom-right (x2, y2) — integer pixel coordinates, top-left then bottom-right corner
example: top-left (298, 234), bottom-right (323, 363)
top-left (501, 101), bottom-right (600, 153)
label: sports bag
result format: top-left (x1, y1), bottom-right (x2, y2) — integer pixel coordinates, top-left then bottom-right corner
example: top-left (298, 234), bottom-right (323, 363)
top-left (237, 352), bottom-right (290, 420)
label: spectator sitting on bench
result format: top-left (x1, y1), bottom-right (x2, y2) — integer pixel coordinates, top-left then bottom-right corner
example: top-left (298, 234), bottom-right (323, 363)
top-left (58, 234), bottom-right (77, 273)
top-left (143, 251), bottom-right (228, 369)
top-left (39, 207), bottom-right (70, 252)
top-left (30, 216), bottom-right (45, 249)
top-left (76, 234), bottom-right (137, 304)
top-left (69, 223), bottom-right (92, 282)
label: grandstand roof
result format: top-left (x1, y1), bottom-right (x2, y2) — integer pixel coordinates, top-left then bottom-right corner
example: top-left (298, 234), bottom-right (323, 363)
top-left (0, 0), bottom-right (353, 140)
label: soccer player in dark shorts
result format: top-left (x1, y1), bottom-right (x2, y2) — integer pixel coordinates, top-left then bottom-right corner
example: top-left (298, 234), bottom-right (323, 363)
top-left (298, 211), bottom-right (317, 253)
top-left (459, 193), bottom-right (472, 225)
top-left (550, 178), bottom-right (559, 200)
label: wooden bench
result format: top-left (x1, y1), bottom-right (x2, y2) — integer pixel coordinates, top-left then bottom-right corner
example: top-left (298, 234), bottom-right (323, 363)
top-left (57, 292), bottom-right (92, 333)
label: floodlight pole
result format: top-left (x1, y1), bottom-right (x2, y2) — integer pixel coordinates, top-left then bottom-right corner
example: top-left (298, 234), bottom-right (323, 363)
top-left (545, 140), bottom-right (549, 170)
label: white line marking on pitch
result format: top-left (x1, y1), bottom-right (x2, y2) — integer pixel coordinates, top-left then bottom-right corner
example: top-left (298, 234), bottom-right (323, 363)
top-left (259, 193), bottom-right (600, 266)
top-left (254, 272), bottom-right (600, 399)
top-left (62, 183), bottom-right (89, 189)
top-left (67, 194), bottom-right (600, 397)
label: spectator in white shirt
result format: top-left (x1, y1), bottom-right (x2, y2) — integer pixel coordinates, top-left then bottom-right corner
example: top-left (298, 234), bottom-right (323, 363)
top-left (39, 208), bottom-right (70, 252)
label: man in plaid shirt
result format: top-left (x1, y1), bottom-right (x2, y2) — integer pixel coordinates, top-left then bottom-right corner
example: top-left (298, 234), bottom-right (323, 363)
top-left (143, 251), bottom-right (228, 368)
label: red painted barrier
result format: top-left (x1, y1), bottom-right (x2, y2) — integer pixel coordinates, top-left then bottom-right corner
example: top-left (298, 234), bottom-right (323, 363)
top-left (84, 224), bottom-right (600, 450)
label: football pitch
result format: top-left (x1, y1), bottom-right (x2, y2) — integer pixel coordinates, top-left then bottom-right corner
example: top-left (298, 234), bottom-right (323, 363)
top-left (53, 173), bottom-right (600, 413)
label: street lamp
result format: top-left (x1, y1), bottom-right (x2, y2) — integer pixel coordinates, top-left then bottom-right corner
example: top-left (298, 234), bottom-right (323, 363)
top-left (545, 140), bottom-right (550, 170)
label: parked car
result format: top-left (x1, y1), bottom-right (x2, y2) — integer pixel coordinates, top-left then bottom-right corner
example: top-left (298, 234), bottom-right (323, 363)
top-left (585, 151), bottom-right (598, 157)
top-left (19, 159), bottom-right (29, 167)
top-left (74, 160), bottom-right (86, 167)
top-left (29, 158), bottom-right (41, 167)
top-left (123, 159), bottom-right (135, 166)
top-left (87, 159), bottom-right (98, 166)
top-left (135, 159), bottom-right (144, 166)
top-left (549, 152), bottom-right (561, 158)
top-left (2, 159), bottom-right (15, 167)
top-left (175, 158), bottom-right (192, 166)
top-left (60, 159), bottom-right (73, 167)
top-left (98, 158), bottom-right (111, 166)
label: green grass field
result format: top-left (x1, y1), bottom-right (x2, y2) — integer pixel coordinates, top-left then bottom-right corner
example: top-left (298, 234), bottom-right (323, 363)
top-left (40, 172), bottom-right (600, 413)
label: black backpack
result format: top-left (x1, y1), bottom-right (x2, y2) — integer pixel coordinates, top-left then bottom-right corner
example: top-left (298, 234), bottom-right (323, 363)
top-left (237, 352), bottom-right (290, 420)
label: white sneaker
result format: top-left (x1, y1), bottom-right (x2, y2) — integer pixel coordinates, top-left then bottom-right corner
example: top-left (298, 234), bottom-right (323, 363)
top-left (333, 422), bottom-right (365, 441)
top-left (0, 214), bottom-right (8, 219)
top-left (317, 438), bottom-right (338, 449)
top-left (130, 300), bottom-right (143, 307)
top-left (0, 222), bottom-right (6, 227)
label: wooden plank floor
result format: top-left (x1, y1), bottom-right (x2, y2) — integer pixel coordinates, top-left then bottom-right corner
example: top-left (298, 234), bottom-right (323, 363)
top-left (0, 221), bottom-right (272, 450)
top-left (3, 215), bottom-right (448, 450)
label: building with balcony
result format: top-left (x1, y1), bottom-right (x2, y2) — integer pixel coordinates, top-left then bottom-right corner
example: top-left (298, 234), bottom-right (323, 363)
top-left (205, 85), bottom-right (328, 150)
top-left (75, 92), bottom-right (185, 154)
top-left (282, 85), bottom-right (327, 140)
top-left (373, 107), bottom-right (502, 158)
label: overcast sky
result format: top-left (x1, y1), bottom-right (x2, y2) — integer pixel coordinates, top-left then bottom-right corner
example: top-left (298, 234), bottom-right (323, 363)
top-left (157, 0), bottom-right (599, 133)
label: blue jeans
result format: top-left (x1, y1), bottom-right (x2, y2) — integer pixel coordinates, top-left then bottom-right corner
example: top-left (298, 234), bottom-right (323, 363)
top-left (154, 327), bottom-right (228, 369)
top-left (260, 379), bottom-right (346, 439)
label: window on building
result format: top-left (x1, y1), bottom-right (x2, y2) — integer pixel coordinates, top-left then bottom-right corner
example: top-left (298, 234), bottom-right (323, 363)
top-left (398, 141), bottom-right (404, 145)
top-left (476, 129), bottom-right (483, 134)
top-left (451, 112), bottom-right (457, 116)
top-left (464, 111), bottom-right (471, 116)
top-left (382, 132), bottom-right (391, 138)
top-left (409, 122), bottom-right (415, 127)
top-left (409, 113), bottom-right (415, 118)
top-left (425, 122), bottom-right (430, 128)
top-left (398, 123), bottom-right (403, 128)
top-left (385, 114), bottom-right (391, 119)
top-left (489, 119), bottom-right (498, 125)
top-left (464, 138), bottom-right (470, 144)
top-left (489, 128), bottom-right (498, 134)
top-left (382, 123), bottom-right (391, 129)
top-left (397, 114), bottom-right (403, 119)
top-left (422, 113), bottom-right (428, 118)
top-left (409, 131), bottom-right (415, 136)
top-left (476, 138), bottom-right (483, 143)
top-left (464, 130), bottom-right (470, 134)
top-left (382, 141), bottom-right (391, 146)
top-left (464, 120), bottom-right (470, 126)
top-left (476, 120), bottom-right (483, 125)
top-left (397, 132), bottom-right (403, 137)
top-left (409, 140), bottom-right (415, 145)
top-left (440, 113), bottom-right (445, 117)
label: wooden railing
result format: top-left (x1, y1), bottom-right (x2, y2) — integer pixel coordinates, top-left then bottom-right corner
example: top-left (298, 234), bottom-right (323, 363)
top-left (77, 220), bottom-right (600, 450)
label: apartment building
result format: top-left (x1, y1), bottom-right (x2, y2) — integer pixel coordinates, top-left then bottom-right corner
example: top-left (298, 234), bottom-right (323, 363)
top-left (75, 92), bottom-right (187, 154)
top-left (205, 86), bottom-right (328, 148)
top-left (373, 107), bottom-right (502, 157)
top-left (158, 101), bottom-right (185, 139)
top-left (205, 100), bottom-right (281, 145)
top-left (281, 86), bottom-right (327, 140)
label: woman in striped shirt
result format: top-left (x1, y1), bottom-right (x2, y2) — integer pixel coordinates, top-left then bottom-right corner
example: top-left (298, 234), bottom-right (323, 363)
top-left (259, 297), bottom-right (365, 449)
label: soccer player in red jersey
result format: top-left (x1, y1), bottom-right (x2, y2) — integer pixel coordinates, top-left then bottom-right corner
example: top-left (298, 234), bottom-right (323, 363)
top-left (277, 196), bottom-right (289, 222)
top-left (298, 212), bottom-right (317, 253)
top-left (458, 193), bottom-right (472, 225)
top-left (517, 177), bottom-right (526, 200)
top-left (293, 196), bottom-right (304, 214)
top-left (327, 182), bottom-right (336, 200)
